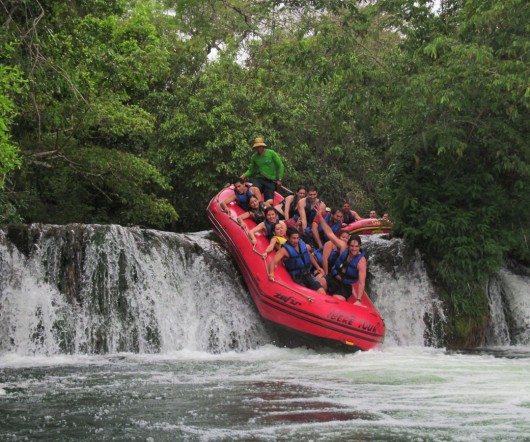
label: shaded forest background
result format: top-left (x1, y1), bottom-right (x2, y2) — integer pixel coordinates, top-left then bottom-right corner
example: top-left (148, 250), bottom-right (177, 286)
top-left (1, 0), bottom-right (528, 344)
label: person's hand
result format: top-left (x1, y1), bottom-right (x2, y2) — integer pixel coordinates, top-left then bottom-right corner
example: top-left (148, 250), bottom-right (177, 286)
top-left (268, 274), bottom-right (275, 281)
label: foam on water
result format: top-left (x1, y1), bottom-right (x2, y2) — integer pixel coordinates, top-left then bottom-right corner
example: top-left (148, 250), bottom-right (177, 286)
top-left (1, 346), bottom-right (529, 441)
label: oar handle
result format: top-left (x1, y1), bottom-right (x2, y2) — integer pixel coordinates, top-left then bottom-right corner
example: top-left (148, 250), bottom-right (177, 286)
top-left (279, 185), bottom-right (294, 195)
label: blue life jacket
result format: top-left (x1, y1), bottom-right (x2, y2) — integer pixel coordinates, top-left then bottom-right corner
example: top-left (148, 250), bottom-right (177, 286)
top-left (332, 249), bottom-right (366, 284)
top-left (313, 248), bottom-right (323, 267)
top-left (305, 198), bottom-right (321, 225)
top-left (343, 210), bottom-right (356, 225)
top-left (327, 247), bottom-right (341, 269)
top-left (234, 185), bottom-right (254, 211)
top-left (264, 217), bottom-right (279, 239)
top-left (283, 239), bottom-right (311, 278)
top-left (317, 212), bottom-right (342, 243)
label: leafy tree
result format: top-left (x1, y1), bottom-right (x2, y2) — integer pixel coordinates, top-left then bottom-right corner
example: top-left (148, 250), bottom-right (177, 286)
top-left (3, 0), bottom-right (177, 227)
top-left (380, 0), bottom-right (530, 344)
top-left (0, 45), bottom-right (26, 223)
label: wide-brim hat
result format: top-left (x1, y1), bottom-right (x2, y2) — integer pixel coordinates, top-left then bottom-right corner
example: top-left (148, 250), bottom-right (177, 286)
top-left (253, 137), bottom-right (267, 148)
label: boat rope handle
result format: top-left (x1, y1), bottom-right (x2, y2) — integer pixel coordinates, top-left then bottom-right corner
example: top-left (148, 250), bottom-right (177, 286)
top-left (271, 278), bottom-right (314, 303)
top-left (251, 246), bottom-right (314, 303)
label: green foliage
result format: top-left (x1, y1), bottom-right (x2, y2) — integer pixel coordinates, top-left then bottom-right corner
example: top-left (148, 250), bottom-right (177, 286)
top-left (3, 0), bottom-right (176, 227)
top-left (23, 145), bottom-right (177, 227)
top-left (381, 0), bottom-right (530, 336)
top-left (2, 0), bottom-right (529, 345)
top-left (0, 61), bottom-right (26, 191)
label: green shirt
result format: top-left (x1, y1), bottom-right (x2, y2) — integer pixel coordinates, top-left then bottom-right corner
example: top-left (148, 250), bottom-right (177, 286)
top-left (243, 149), bottom-right (284, 181)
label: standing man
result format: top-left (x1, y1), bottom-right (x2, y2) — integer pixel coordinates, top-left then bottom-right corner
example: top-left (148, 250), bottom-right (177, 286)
top-left (241, 137), bottom-right (284, 206)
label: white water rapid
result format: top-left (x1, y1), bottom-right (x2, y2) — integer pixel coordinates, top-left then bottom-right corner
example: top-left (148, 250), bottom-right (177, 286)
top-left (2, 224), bottom-right (530, 441)
top-left (0, 224), bottom-right (529, 356)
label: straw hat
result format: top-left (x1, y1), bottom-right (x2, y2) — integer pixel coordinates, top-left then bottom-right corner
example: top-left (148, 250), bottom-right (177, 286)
top-left (252, 137), bottom-right (267, 148)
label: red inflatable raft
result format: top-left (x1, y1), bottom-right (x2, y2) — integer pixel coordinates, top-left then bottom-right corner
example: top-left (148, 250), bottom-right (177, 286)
top-left (342, 217), bottom-right (393, 236)
top-left (207, 185), bottom-right (385, 351)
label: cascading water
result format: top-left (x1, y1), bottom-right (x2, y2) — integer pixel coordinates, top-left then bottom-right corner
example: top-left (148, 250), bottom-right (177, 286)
top-left (1, 224), bottom-right (528, 356)
top-left (2, 225), bottom-right (530, 441)
top-left (362, 235), bottom-right (446, 347)
top-left (0, 225), bottom-right (272, 355)
top-left (487, 267), bottom-right (530, 346)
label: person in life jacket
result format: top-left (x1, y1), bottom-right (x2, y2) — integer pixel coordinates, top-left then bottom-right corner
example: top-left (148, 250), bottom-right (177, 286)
top-left (321, 229), bottom-right (350, 275)
top-left (236, 195), bottom-right (268, 231)
top-left (261, 222), bottom-right (287, 258)
top-left (311, 208), bottom-right (344, 250)
top-left (316, 212), bottom-right (367, 306)
top-left (296, 185), bottom-right (326, 235)
top-left (267, 227), bottom-right (325, 293)
top-left (248, 207), bottom-right (286, 245)
top-left (274, 185), bottom-right (307, 228)
top-left (220, 177), bottom-right (262, 213)
top-left (341, 202), bottom-right (362, 225)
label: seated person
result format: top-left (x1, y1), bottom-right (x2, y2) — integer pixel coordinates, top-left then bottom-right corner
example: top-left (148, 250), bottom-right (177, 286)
top-left (316, 212), bottom-right (367, 306)
top-left (321, 229), bottom-right (350, 275)
top-left (236, 195), bottom-right (268, 230)
top-left (220, 178), bottom-right (262, 213)
top-left (267, 227), bottom-right (325, 293)
top-left (341, 202), bottom-right (361, 225)
top-left (297, 185), bottom-right (326, 238)
top-left (261, 222), bottom-right (287, 258)
top-left (248, 207), bottom-right (286, 245)
top-left (311, 208), bottom-right (343, 249)
top-left (369, 210), bottom-right (379, 219)
top-left (275, 186), bottom-right (307, 227)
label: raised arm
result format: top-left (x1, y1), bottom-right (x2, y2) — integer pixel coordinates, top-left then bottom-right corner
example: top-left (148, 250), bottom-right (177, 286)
top-left (317, 211), bottom-right (346, 252)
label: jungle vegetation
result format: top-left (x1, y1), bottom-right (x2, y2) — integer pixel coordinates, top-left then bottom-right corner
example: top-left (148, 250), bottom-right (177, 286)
top-left (1, 0), bottom-right (529, 345)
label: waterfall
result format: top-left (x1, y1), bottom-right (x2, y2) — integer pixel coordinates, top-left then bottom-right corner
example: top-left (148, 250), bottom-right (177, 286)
top-left (0, 225), bottom-right (272, 355)
top-left (1, 225), bottom-right (528, 355)
top-left (362, 235), bottom-right (446, 347)
top-left (487, 267), bottom-right (530, 346)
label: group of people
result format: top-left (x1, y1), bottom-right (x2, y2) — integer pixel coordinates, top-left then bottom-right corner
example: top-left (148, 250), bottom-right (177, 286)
top-left (221, 137), bottom-right (382, 305)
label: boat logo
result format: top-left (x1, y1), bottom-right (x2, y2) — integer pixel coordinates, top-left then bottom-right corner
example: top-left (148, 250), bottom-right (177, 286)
top-left (274, 293), bottom-right (302, 306)
top-left (327, 310), bottom-right (357, 326)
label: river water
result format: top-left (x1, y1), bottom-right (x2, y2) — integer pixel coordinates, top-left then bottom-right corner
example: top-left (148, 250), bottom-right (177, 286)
top-left (1, 226), bottom-right (529, 441)
top-left (2, 345), bottom-right (530, 441)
